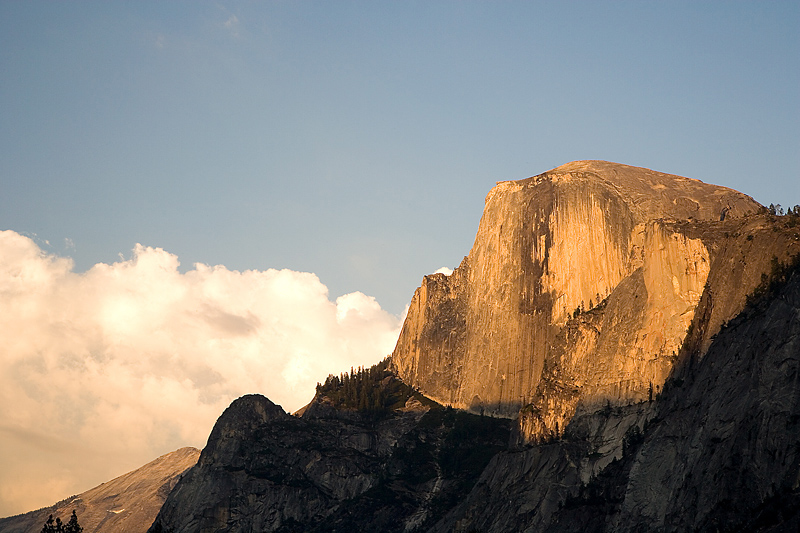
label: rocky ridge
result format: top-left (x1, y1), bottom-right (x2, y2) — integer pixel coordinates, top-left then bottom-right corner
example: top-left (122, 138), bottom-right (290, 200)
top-left (0, 447), bottom-right (199, 533)
top-left (150, 370), bottom-right (511, 533)
top-left (148, 249), bottom-right (800, 531)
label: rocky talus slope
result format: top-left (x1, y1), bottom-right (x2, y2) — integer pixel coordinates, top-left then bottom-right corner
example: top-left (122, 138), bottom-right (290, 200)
top-left (0, 447), bottom-right (199, 533)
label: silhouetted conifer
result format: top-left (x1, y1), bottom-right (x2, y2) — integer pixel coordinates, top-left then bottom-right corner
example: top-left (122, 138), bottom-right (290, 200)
top-left (314, 357), bottom-right (399, 419)
top-left (64, 510), bottom-right (83, 533)
top-left (40, 510), bottom-right (81, 533)
top-left (40, 515), bottom-right (55, 533)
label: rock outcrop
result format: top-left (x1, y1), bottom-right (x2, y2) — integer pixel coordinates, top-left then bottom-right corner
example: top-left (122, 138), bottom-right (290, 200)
top-left (391, 160), bottom-right (783, 442)
top-left (150, 382), bottom-right (510, 533)
top-left (0, 447), bottom-right (199, 533)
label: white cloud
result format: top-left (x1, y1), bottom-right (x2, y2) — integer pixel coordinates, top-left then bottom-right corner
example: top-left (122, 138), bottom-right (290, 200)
top-left (223, 14), bottom-right (239, 37)
top-left (434, 266), bottom-right (453, 276)
top-left (0, 231), bottom-right (402, 516)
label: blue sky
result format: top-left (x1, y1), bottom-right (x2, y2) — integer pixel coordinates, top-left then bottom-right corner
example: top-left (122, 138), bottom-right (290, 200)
top-left (2, 1), bottom-right (798, 315)
top-left (1, 1), bottom-right (799, 516)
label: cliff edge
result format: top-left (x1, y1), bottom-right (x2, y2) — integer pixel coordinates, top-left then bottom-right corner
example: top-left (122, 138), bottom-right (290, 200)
top-left (391, 160), bottom-right (795, 443)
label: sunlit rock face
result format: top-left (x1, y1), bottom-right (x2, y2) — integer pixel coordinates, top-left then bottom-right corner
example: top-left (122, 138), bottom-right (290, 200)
top-left (0, 447), bottom-right (199, 533)
top-left (433, 264), bottom-right (800, 533)
top-left (392, 160), bottom-right (762, 440)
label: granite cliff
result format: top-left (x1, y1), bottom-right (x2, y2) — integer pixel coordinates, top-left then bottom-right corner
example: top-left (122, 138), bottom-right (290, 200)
top-left (391, 160), bottom-right (793, 444)
top-left (431, 254), bottom-right (800, 532)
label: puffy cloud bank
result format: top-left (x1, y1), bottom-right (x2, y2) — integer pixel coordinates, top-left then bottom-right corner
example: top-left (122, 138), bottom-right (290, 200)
top-left (0, 230), bottom-right (402, 516)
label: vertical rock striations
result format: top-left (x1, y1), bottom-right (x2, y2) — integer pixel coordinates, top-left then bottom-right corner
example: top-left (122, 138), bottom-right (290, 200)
top-left (392, 160), bottom-right (765, 440)
top-left (434, 259), bottom-right (800, 533)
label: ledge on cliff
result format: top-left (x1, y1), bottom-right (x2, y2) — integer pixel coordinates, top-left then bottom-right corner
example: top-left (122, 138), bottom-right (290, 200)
top-left (302, 357), bottom-right (441, 422)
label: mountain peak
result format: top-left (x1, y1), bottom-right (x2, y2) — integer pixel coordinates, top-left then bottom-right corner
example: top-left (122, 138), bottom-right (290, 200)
top-left (394, 161), bottom-right (773, 422)
top-left (502, 160), bottom-right (761, 223)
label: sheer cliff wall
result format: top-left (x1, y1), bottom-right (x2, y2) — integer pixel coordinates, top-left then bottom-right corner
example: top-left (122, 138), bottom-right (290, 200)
top-left (391, 161), bottom-right (763, 435)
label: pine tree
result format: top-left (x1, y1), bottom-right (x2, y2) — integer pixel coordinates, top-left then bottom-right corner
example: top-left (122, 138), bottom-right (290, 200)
top-left (40, 515), bottom-right (55, 533)
top-left (64, 510), bottom-right (83, 533)
top-left (40, 511), bottom-right (81, 533)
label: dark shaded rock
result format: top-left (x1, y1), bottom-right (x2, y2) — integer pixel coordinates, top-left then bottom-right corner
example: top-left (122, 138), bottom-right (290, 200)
top-left (150, 379), bottom-right (510, 533)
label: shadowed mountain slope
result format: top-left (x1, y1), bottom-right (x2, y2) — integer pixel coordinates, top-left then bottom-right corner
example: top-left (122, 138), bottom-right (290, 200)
top-left (149, 373), bottom-right (510, 533)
